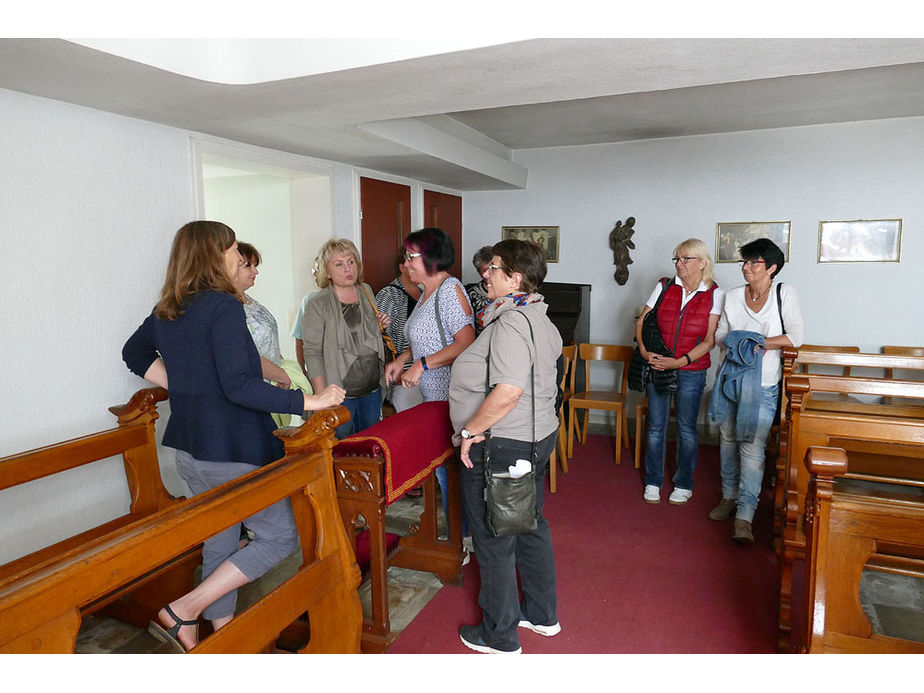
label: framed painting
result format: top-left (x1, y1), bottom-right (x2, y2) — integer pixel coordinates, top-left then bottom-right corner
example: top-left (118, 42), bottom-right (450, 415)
top-left (818, 219), bottom-right (902, 263)
top-left (715, 221), bottom-right (791, 263)
top-left (502, 226), bottom-right (560, 263)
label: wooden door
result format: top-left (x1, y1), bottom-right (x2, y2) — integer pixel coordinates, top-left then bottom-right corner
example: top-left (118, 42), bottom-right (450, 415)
top-left (360, 177), bottom-right (411, 292)
top-left (424, 190), bottom-right (463, 279)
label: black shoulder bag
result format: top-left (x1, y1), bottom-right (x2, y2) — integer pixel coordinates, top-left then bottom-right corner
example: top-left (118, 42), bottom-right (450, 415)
top-left (483, 311), bottom-right (539, 537)
top-left (628, 277), bottom-right (678, 393)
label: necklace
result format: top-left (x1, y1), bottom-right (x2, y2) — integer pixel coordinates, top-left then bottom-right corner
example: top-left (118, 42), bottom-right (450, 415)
top-left (748, 283), bottom-right (771, 303)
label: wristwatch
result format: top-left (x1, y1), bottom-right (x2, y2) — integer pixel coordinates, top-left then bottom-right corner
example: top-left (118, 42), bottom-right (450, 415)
top-left (460, 428), bottom-right (474, 440)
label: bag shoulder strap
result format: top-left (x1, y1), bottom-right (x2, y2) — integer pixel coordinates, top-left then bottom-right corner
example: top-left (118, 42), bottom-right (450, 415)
top-left (485, 310), bottom-right (537, 452)
top-left (433, 278), bottom-right (449, 348)
top-left (776, 282), bottom-right (786, 335)
top-left (359, 284), bottom-right (387, 336)
top-left (653, 276), bottom-right (673, 311)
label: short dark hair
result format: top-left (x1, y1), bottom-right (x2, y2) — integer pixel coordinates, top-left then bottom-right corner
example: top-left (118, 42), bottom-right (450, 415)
top-left (740, 238), bottom-right (785, 278)
top-left (404, 227), bottom-right (454, 275)
top-left (472, 245), bottom-right (494, 272)
top-left (491, 239), bottom-right (547, 293)
top-left (237, 242), bottom-right (261, 266)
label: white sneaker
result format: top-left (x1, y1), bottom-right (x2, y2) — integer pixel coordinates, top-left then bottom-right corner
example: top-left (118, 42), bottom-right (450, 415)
top-left (668, 487), bottom-right (693, 505)
top-left (643, 485), bottom-right (661, 504)
top-left (518, 618), bottom-right (562, 637)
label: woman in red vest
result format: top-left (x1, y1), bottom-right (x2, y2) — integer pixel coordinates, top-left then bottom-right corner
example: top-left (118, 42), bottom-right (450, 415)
top-left (635, 238), bottom-right (725, 505)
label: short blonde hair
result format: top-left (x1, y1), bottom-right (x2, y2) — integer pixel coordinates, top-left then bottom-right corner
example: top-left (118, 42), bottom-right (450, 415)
top-left (315, 238), bottom-right (363, 289)
top-left (673, 238), bottom-right (715, 287)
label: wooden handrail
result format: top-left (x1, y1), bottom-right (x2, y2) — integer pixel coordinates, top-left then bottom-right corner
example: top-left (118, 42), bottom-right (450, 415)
top-left (0, 402), bottom-right (362, 653)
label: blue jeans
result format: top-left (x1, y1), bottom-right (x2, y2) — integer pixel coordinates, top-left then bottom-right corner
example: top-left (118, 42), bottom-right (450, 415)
top-left (436, 464), bottom-right (469, 536)
top-left (644, 369), bottom-right (706, 490)
top-left (460, 431), bottom-right (558, 652)
top-left (718, 383), bottom-right (779, 522)
top-left (335, 388), bottom-right (382, 439)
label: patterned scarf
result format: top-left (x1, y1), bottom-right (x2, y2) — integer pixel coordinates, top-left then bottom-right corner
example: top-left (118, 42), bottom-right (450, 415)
top-left (477, 292), bottom-right (544, 328)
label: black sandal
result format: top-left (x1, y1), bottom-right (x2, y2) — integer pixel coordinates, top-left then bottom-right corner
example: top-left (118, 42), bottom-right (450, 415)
top-left (148, 604), bottom-right (198, 653)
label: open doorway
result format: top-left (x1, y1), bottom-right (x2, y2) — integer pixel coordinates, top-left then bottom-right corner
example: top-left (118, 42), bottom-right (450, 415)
top-left (194, 143), bottom-right (334, 362)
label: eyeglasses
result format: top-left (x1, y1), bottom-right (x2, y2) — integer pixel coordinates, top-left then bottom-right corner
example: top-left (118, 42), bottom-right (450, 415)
top-left (488, 264), bottom-right (505, 273)
top-left (404, 251), bottom-right (422, 261)
top-left (672, 256), bottom-right (698, 265)
top-left (738, 259), bottom-right (766, 267)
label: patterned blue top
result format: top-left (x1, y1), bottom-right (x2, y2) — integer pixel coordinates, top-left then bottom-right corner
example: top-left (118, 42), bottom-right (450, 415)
top-left (243, 294), bottom-right (282, 365)
top-left (404, 276), bottom-right (473, 402)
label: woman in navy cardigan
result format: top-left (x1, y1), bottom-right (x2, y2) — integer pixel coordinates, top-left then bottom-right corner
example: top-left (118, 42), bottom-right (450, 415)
top-left (123, 220), bottom-right (344, 651)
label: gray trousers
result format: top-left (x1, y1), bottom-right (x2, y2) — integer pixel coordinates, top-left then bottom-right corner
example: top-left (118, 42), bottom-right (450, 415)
top-left (175, 450), bottom-right (299, 620)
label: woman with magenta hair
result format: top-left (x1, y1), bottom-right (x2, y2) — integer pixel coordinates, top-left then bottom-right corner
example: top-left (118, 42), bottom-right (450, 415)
top-left (384, 228), bottom-right (475, 540)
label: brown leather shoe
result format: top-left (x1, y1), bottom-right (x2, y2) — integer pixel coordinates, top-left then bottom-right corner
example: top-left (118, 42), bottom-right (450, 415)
top-left (708, 498), bottom-right (736, 521)
top-left (732, 519), bottom-right (754, 544)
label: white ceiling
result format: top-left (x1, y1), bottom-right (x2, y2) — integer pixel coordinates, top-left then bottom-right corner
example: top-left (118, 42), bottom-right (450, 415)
top-left (2, 37), bottom-right (924, 191)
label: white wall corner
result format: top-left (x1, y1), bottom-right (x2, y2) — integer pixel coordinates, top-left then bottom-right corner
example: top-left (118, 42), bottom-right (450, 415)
top-left (358, 116), bottom-right (528, 189)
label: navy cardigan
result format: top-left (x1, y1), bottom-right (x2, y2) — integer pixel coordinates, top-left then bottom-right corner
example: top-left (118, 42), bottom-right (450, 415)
top-left (123, 291), bottom-right (305, 465)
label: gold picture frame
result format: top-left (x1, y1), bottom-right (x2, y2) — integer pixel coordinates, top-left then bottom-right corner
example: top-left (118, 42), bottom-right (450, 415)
top-left (715, 221), bottom-right (791, 263)
top-left (502, 226), bottom-right (560, 263)
top-left (818, 219), bottom-right (902, 263)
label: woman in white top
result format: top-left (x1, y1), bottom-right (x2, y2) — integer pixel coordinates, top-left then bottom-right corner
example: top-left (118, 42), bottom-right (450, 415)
top-left (709, 238), bottom-right (804, 544)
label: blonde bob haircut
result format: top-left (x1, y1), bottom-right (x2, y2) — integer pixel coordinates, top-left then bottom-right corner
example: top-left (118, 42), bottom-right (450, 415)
top-left (155, 220), bottom-right (242, 320)
top-left (673, 238), bottom-right (715, 288)
top-left (315, 238), bottom-right (363, 289)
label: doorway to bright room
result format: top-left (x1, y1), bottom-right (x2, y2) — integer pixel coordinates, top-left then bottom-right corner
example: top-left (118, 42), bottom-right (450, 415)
top-left (195, 146), bottom-right (333, 364)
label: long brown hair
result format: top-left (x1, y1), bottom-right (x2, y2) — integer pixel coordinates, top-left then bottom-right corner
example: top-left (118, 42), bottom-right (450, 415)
top-left (154, 220), bottom-right (242, 320)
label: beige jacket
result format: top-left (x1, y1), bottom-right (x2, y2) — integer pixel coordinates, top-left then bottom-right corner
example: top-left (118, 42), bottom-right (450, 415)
top-left (301, 283), bottom-right (385, 389)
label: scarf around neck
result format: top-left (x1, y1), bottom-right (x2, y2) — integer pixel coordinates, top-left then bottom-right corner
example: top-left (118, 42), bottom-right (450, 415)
top-left (477, 292), bottom-right (544, 328)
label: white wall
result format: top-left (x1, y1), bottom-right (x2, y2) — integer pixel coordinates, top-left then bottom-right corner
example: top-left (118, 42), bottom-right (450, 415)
top-left (461, 117), bottom-right (924, 421)
top-left (204, 174), bottom-right (300, 360)
top-left (0, 88), bottom-right (194, 562)
top-left (0, 88), bottom-right (435, 563)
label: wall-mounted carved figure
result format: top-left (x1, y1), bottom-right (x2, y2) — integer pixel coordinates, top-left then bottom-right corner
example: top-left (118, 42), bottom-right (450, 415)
top-left (609, 216), bottom-right (636, 285)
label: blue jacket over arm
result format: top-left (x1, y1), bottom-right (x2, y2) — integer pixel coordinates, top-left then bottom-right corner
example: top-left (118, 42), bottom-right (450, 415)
top-left (708, 330), bottom-right (765, 442)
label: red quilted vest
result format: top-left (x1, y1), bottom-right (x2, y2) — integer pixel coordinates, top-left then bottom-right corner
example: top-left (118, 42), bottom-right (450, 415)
top-left (655, 280), bottom-right (718, 371)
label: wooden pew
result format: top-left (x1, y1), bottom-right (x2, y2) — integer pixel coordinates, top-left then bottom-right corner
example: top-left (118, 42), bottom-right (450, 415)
top-left (331, 400), bottom-right (464, 653)
top-left (802, 446), bottom-right (924, 653)
top-left (774, 348), bottom-right (924, 550)
top-left (777, 370), bottom-right (924, 652)
top-left (0, 387), bottom-right (199, 627)
top-left (0, 394), bottom-right (363, 653)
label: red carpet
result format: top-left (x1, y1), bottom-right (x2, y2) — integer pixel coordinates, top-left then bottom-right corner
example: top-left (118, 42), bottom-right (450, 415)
top-left (389, 433), bottom-right (779, 654)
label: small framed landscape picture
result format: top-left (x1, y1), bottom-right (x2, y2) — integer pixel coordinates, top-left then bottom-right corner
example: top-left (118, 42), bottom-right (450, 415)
top-left (818, 219), bottom-right (902, 263)
top-left (715, 221), bottom-right (791, 263)
top-left (502, 226), bottom-right (560, 263)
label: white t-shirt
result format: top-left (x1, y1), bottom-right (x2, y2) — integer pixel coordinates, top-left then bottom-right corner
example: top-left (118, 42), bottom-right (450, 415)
top-left (715, 282), bottom-right (805, 386)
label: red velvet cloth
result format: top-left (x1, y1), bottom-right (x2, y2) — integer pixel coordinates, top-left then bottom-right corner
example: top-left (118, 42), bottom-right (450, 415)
top-left (333, 400), bottom-right (455, 504)
top-left (353, 529), bottom-right (402, 574)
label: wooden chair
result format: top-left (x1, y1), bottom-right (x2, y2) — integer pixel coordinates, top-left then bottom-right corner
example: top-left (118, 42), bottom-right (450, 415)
top-left (568, 344), bottom-right (633, 464)
top-left (550, 344), bottom-right (576, 492)
top-left (633, 398), bottom-right (675, 470)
